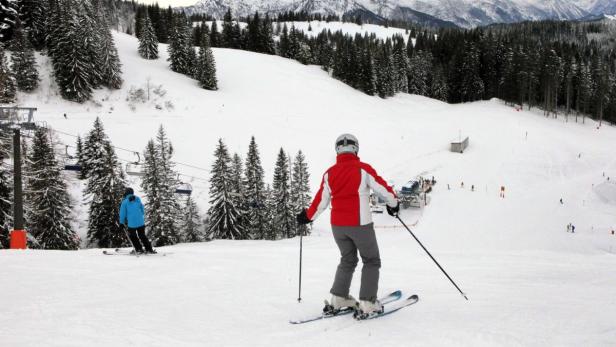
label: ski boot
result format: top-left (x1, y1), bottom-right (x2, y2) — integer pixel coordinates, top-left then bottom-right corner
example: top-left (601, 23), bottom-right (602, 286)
top-left (323, 294), bottom-right (358, 316)
top-left (354, 299), bottom-right (384, 320)
top-left (145, 249), bottom-right (157, 255)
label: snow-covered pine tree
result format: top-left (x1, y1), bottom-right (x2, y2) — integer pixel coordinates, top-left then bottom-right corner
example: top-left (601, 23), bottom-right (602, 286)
top-left (0, 134), bottom-right (11, 248)
top-left (94, 2), bottom-right (122, 89)
top-left (10, 22), bottom-right (39, 92)
top-left (138, 12), bottom-right (158, 59)
top-left (431, 64), bottom-right (448, 101)
top-left (287, 26), bottom-right (301, 60)
top-left (272, 148), bottom-right (294, 239)
top-left (141, 126), bottom-right (180, 246)
top-left (375, 43), bottom-right (395, 98)
top-left (278, 24), bottom-right (289, 58)
top-left (18, 0), bottom-right (47, 49)
top-left (408, 50), bottom-right (432, 96)
top-left (260, 14), bottom-right (275, 55)
top-left (262, 183), bottom-right (276, 240)
top-left (360, 47), bottom-right (376, 96)
top-left (576, 63), bottom-right (592, 122)
top-left (230, 152), bottom-right (247, 232)
top-left (206, 139), bottom-right (244, 240)
top-left (230, 153), bottom-right (243, 202)
top-left (80, 0), bottom-right (103, 88)
top-left (459, 42), bottom-right (484, 103)
top-left (221, 9), bottom-right (233, 48)
top-left (0, 0), bottom-right (18, 41)
top-left (180, 196), bottom-right (203, 242)
top-left (185, 23), bottom-right (196, 77)
top-left (25, 128), bottom-right (79, 250)
top-left (75, 135), bottom-right (86, 179)
top-left (243, 136), bottom-right (267, 240)
top-left (246, 12), bottom-right (260, 52)
top-left (49, 1), bottom-right (95, 103)
top-left (290, 150), bottom-right (310, 236)
top-left (195, 34), bottom-right (217, 90)
top-left (210, 20), bottom-right (220, 47)
top-left (167, 14), bottom-right (191, 75)
top-left (0, 46), bottom-right (16, 102)
top-left (392, 35), bottom-right (409, 93)
top-left (84, 119), bottom-right (126, 248)
top-left (81, 117), bottom-right (106, 178)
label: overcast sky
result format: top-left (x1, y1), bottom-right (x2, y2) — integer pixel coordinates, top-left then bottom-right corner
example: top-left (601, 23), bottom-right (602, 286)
top-left (138, 0), bottom-right (195, 7)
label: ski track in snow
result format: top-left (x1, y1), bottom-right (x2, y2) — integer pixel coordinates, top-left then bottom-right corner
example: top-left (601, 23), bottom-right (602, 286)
top-left (1, 30), bottom-right (616, 346)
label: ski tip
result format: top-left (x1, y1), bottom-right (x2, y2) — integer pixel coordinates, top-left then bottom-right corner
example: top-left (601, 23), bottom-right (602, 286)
top-left (409, 294), bottom-right (419, 300)
top-left (390, 290), bottom-right (402, 297)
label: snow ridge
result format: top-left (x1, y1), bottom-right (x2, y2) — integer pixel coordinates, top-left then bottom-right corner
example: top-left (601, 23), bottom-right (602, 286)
top-left (182, 0), bottom-right (616, 28)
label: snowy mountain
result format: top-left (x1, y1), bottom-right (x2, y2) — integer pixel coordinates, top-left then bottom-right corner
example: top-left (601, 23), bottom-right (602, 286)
top-left (3, 29), bottom-right (616, 346)
top-left (181, 0), bottom-right (611, 27)
top-left (574, 0), bottom-right (616, 15)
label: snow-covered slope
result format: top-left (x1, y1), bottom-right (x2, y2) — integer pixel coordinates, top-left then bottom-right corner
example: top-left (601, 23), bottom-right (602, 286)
top-left (183, 0), bottom-right (603, 27)
top-left (2, 31), bottom-right (616, 345)
top-left (575, 0), bottom-right (616, 15)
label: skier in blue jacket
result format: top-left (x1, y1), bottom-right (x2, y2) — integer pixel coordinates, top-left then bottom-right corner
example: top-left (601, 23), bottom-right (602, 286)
top-left (119, 188), bottom-right (156, 254)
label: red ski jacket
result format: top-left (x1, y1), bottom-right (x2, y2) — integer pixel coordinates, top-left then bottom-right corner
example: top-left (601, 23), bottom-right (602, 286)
top-left (306, 153), bottom-right (397, 226)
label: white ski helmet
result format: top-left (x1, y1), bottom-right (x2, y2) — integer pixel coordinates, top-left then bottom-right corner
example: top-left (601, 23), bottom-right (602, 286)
top-left (335, 134), bottom-right (359, 155)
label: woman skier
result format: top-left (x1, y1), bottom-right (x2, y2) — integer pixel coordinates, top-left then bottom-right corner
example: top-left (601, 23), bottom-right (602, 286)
top-left (296, 134), bottom-right (399, 318)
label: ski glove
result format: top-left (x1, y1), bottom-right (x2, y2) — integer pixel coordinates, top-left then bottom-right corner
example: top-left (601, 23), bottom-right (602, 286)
top-left (386, 202), bottom-right (400, 217)
top-left (296, 209), bottom-right (312, 225)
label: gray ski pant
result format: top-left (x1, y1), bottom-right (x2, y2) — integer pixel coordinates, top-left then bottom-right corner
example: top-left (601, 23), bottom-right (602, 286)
top-left (330, 223), bottom-right (381, 302)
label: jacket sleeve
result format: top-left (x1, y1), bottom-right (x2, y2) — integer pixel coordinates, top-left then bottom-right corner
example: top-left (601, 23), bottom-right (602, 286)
top-left (306, 172), bottom-right (331, 221)
top-left (362, 164), bottom-right (398, 207)
top-left (139, 197), bottom-right (144, 215)
top-left (119, 199), bottom-right (126, 225)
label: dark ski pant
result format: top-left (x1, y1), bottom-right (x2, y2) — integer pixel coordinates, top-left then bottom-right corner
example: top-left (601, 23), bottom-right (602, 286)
top-left (330, 223), bottom-right (381, 302)
top-left (127, 226), bottom-right (154, 252)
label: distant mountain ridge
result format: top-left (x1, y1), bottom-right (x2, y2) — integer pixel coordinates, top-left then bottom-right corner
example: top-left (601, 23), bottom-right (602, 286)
top-left (181, 0), bottom-right (616, 28)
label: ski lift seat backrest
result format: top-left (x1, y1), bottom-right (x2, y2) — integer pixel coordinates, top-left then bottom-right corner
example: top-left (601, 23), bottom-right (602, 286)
top-left (175, 183), bottom-right (193, 195)
top-left (64, 164), bottom-right (82, 172)
top-left (126, 163), bottom-right (145, 176)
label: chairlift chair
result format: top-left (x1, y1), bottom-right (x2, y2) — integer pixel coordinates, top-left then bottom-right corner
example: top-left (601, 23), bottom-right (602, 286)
top-left (175, 182), bottom-right (193, 195)
top-left (63, 145), bottom-right (82, 172)
top-left (125, 152), bottom-right (144, 176)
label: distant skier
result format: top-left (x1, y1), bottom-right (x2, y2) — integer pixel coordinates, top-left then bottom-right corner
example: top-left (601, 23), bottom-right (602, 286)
top-left (471, 185), bottom-right (475, 192)
top-left (119, 188), bottom-right (156, 254)
top-left (560, 198), bottom-right (563, 205)
top-left (296, 134), bottom-right (399, 318)
top-left (500, 186), bottom-right (505, 198)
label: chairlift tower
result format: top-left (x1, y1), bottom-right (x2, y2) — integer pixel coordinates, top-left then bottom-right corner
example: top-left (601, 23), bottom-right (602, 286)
top-left (0, 106), bottom-right (39, 249)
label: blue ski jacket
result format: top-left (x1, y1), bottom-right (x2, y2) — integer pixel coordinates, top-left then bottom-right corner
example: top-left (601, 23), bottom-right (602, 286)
top-left (119, 195), bottom-right (145, 228)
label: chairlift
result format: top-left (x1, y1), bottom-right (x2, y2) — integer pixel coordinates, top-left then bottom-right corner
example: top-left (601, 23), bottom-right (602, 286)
top-left (63, 145), bottom-right (82, 172)
top-left (175, 182), bottom-right (193, 196)
top-left (125, 152), bottom-right (144, 176)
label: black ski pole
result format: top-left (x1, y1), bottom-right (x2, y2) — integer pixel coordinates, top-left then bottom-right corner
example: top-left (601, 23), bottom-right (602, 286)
top-left (396, 215), bottom-right (468, 300)
top-left (297, 226), bottom-right (303, 303)
top-left (122, 225), bottom-right (138, 253)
